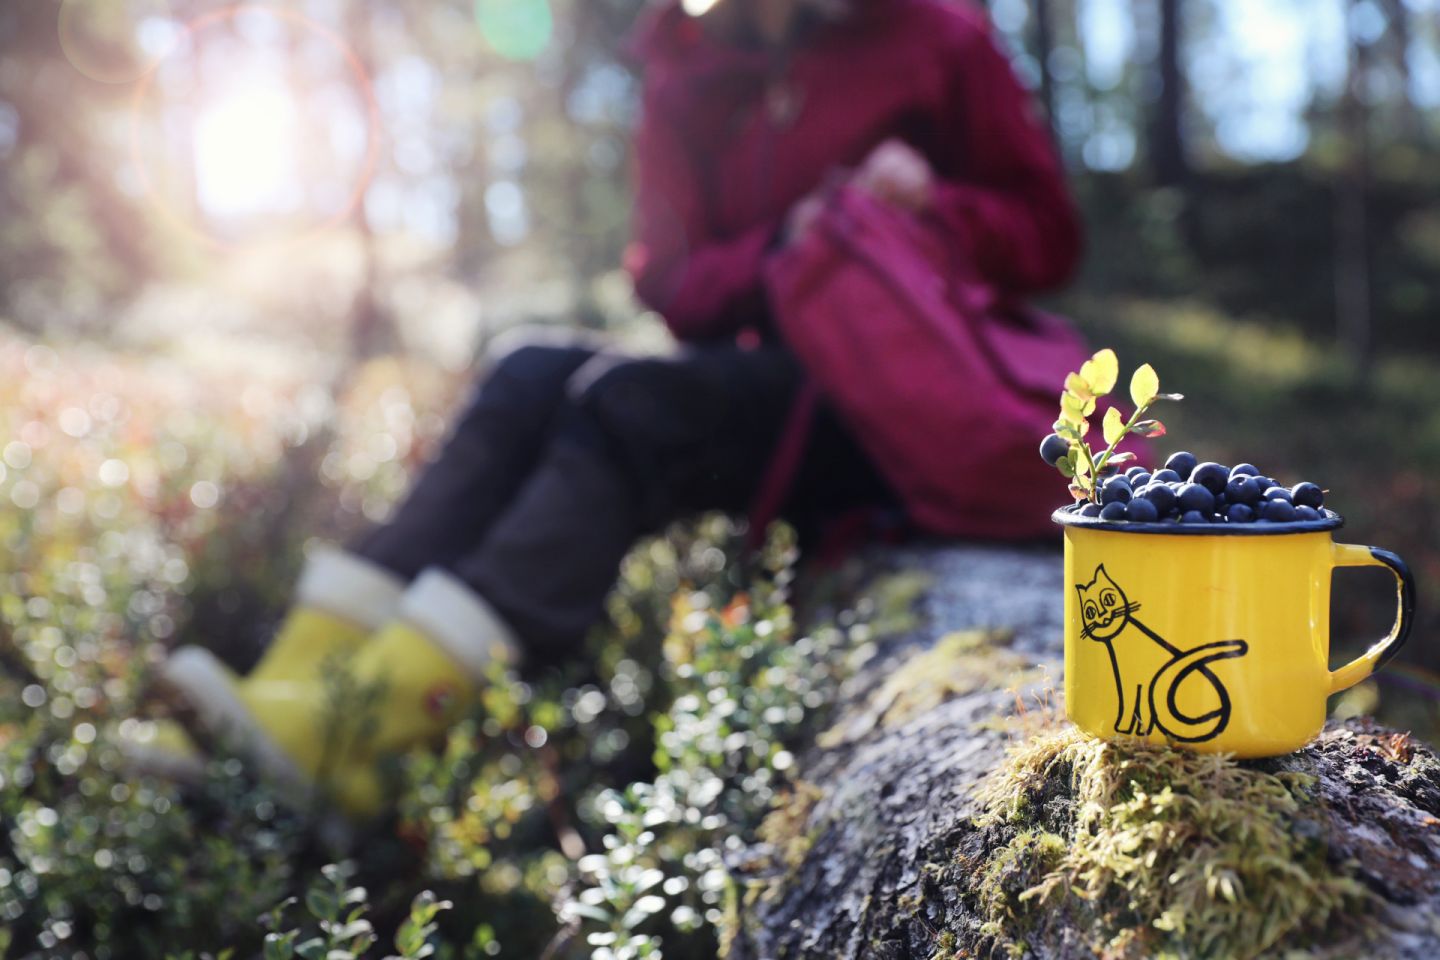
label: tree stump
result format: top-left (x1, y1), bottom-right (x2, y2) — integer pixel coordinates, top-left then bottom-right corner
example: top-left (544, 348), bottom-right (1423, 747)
top-left (728, 544), bottom-right (1440, 959)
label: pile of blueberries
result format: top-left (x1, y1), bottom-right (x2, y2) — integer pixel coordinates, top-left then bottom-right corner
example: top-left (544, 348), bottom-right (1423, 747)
top-left (1053, 448), bottom-right (1330, 525)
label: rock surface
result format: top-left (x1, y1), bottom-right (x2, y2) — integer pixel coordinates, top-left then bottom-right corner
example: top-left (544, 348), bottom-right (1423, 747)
top-left (729, 543), bottom-right (1440, 959)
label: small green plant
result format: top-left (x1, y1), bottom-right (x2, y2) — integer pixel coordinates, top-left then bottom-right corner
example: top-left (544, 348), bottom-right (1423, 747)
top-left (257, 863), bottom-right (452, 960)
top-left (1043, 348), bottom-right (1180, 503)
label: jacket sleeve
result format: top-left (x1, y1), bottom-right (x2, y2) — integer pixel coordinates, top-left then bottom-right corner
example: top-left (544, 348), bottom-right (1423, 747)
top-left (624, 77), bottom-right (778, 341)
top-left (926, 13), bottom-right (1083, 294)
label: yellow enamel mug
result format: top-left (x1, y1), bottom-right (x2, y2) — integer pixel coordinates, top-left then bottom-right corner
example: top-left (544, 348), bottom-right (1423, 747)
top-left (1054, 509), bottom-right (1415, 757)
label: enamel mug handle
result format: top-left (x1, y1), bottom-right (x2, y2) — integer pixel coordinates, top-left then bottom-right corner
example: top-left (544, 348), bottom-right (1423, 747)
top-left (1328, 543), bottom-right (1416, 694)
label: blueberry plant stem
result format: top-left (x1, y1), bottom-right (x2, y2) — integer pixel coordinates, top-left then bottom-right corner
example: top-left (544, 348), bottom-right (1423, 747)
top-left (1084, 402), bottom-right (1152, 503)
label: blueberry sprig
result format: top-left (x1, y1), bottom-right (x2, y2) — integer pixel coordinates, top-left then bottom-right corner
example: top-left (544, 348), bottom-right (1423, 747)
top-left (1039, 349), bottom-right (1180, 504)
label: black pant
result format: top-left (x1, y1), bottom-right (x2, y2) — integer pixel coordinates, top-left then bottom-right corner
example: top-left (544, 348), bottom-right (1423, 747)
top-left (352, 339), bottom-right (892, 659)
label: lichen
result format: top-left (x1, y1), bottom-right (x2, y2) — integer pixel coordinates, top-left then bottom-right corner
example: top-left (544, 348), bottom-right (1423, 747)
top-left (967, 724), bottom-right (1377, 960)
top-left (818, 630), bottom-right (1042, 748)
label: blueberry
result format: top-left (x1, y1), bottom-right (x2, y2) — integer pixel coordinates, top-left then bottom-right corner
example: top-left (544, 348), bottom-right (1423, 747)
top-left (1130, 471), bottom-right (1153, 488)
top-left (1125, 466), bottom-right (1148, 480)
top-left (1180, 510), bottom-right (1210, 524)
top-left (1291, 482), bottom-right (1324, 509)
top-left (1079, 502), bottom-right (1103, 518)
top-left (1294, 505), bottom-right (1321, 522)
top-left (1230, 463), bottom-right (1260, 477)
top-left (1261, 499), bottom-right (1297, 522)
top-left (1039, 433), bottom-right (1070, 466)
top-left (1176, 482), bottom-right (1215, 514)
top-left (1226, 503), bottom-right (1255, 523)
top-left (1125, 498), bottom-right (1159, 522)
top-left (1100, 478), bottom-right (1133, 505)
top-left (1225, 475), bottom-right (1263, 505)
top-left (1253, 476), bottom-right (1276, 493)
top-left (1140, 483), bottom-right (1177, 516)
top-left (1151, 469), bottom-right (1182, 484)
top-left (1191, 462), bottom-right (1229, 494)
top-left (1165, 451), bottom-right (1198, 480)
top-left (1099, 501), bottom-right (1129, 521)
top-left (1263, 487), bottom-right (1293, 504)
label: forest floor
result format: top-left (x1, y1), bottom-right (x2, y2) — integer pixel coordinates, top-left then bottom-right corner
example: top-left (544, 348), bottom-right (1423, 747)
top-left (0, 293), bottom-right (1437, 958)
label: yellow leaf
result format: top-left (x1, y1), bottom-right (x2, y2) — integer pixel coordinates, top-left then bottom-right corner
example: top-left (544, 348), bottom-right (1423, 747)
top-left (1130, 363), bottom-right (1159, 408)
top-left (1065, 372), bottom-right (1094, 401)
top-left (1080, 349), bottom-right (1119, 396)
top-left (1059, 392), bottom-right (1094, 424)
top-left (1103, 406), bottom-right (1125, 445)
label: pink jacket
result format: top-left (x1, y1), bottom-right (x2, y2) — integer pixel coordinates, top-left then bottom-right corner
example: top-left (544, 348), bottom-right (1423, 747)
top-left (624, 0), bottom-right (1081, 341)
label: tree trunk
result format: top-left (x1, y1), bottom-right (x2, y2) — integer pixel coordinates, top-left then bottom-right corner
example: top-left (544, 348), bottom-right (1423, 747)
top-left (728, 544), bottom-right (1440, 958)
top-left (1379, 0), bottom-right (1422, 141)
top-left (1031, 0), bottom-right (1056, 127)
top-left (344, 3), bottom-right (395, 362)
top-left (1337, 0), bottom-right (1374, 374)
top-left (1150, 0), bottom-right (1188, 185)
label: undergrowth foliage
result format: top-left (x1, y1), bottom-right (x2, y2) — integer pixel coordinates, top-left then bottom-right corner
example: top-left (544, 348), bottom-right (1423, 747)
top-left (0, 334), bottom-right (858, 958)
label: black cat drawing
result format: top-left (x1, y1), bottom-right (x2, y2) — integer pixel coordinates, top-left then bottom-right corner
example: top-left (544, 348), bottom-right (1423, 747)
top-left (1076, 565), bottom-right (1249, 743)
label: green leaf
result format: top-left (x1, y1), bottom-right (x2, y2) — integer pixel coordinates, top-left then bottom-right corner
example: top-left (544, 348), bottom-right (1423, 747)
top-left (264, 933), bottom-right (298, 960)
top-left (293, 939), bottom-right (326, 960)
top-left (305, 890), bottom-right (338, 923)
top-left (1102, 406), bottom-right (1125, 445)
top-left (1056, 457), bottom-right (1075, 479)
top-left (1080, 349), bottom-right (1119, 396)
top-left (1053, 420), bottom-right (1080, 441)
top-left (1132, 420), bottom-right (1167, 438)
top-left (1106, 451), bottom-right (1137, 466)
top-left (1130, 363), bottom-right (1159, 408)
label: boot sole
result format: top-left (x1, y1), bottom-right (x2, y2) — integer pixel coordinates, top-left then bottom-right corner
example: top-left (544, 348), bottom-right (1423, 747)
top-left (160, 647), bottom-right (318, 810)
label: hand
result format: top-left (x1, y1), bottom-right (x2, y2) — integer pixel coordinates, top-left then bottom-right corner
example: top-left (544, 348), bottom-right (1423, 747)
top-left (783, 189), bottom-right (827, 245)
top-left (853, 138), bottom-right (934, 212)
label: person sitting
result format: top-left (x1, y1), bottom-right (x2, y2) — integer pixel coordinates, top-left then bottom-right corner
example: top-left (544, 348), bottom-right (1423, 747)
top-left (128, 0), bottom-right (1081, 816)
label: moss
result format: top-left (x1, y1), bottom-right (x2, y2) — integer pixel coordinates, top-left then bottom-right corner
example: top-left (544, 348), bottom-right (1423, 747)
top-left (967, 724), bottom-right (1377, 960)
top-left (976, 828), bottom-right (1068, 927)
top-left (818, 631), bottom-right (1042, 748)
top-left (755, 780), bottom-right (825, 873)
top-left (928, 928), bottom-right (959, 960)
top-left (866, 570), bottom-right (933, 638)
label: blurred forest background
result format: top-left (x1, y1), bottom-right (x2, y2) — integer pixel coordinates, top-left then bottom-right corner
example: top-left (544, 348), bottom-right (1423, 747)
top-left (4, 0), bottom-right (1440, 957)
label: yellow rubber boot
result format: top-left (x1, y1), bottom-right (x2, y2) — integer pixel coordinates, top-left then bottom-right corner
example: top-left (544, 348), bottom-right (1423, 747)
top-left (151, 546), bottom-right (405, 803)
top-left (345, 569), bottom-right (518, 757)
top-left (161, 569), bottom-right (515, 820)
top-left (245, 546), bottom-right (406, 684)
top-left (114, 717), bottom-right (207, 783)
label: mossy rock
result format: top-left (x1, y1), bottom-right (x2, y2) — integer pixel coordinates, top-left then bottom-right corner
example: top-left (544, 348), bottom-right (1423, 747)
top-left (730, 544), bottom-right (1440, 960)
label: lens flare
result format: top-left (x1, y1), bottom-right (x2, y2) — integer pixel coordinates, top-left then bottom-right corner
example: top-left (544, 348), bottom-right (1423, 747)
top-left (475, 0), bottom-right (553, 62)
top-left (194, 83), bottom-right (301, 218)
top-left (58, 0), bottom-right (178, 84)
top-left (129, 5), bottom-right (379, 250)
